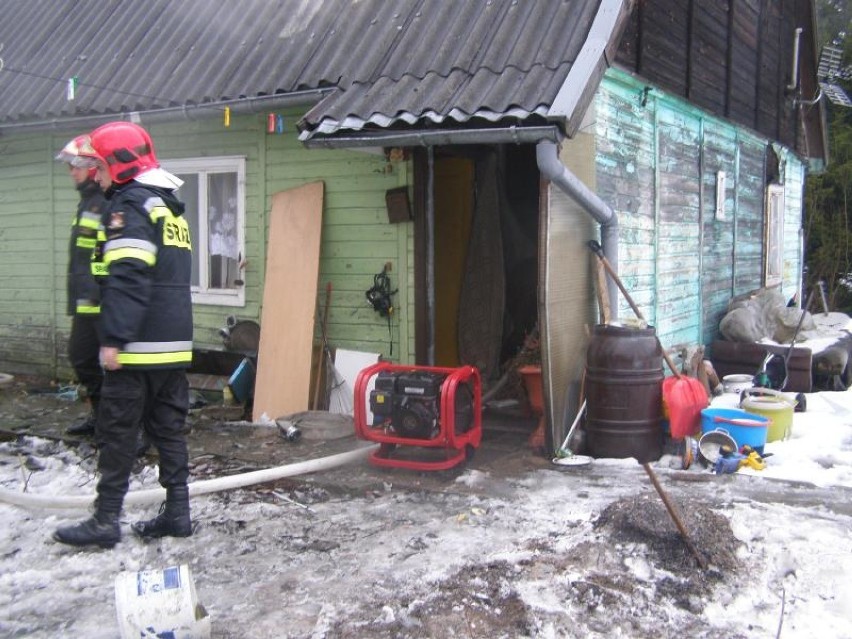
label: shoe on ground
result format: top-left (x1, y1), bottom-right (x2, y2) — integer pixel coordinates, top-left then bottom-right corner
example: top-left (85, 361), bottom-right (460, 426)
top-left (131, 504), bottom-right (192, 539)
top-left (53, 515), bottom-right (120, 549)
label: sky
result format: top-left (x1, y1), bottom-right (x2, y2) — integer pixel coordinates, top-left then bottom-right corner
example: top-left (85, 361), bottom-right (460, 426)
top-left (0, 384), bottom-right (851, 638)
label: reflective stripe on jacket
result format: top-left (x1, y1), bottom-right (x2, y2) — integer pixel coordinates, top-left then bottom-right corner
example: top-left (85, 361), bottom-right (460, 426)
top-left (67, 180), bottom-right (106, 316)
top-left (98, 182), bottom-right (193, 369)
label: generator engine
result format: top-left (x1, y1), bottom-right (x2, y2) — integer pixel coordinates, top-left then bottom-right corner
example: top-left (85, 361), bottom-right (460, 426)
top-left (370, 370), bottom-right (473, 439)
top-left (354, 362), bottom-right (482, 471)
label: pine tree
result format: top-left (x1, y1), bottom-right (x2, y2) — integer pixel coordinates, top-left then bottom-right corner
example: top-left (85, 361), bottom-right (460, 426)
top-left (805, 1), bottom-right (852, 311)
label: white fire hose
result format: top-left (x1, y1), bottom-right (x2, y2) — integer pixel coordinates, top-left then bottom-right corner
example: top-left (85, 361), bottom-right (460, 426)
top-left (0, 444), bottom-right (379, 510)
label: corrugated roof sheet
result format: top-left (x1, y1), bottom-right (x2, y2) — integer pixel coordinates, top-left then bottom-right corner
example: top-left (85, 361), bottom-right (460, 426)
top-left (0, 0), bottom-right (613, 138)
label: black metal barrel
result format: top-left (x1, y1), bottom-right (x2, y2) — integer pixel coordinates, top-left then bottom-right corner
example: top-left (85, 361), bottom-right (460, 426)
top-left (584, 324), bottom-right (664, 463)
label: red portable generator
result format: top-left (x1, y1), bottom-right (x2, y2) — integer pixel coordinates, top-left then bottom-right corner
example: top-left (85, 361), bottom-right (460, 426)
top-left (353, 363), bottom-right (482, 470)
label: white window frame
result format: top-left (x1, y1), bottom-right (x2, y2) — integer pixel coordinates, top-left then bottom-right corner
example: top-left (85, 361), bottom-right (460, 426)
top-left (161, 156), bottom-right (246, 307)
top-left (764, 184), bottom-right (784, 287)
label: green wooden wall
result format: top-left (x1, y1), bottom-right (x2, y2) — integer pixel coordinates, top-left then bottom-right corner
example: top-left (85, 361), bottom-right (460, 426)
top-left (0, 110), bottom-right (414, 379)
top-left (597, 69), bottom-right (804, 351)
top-left (0, 133), bottom-right (62, 375)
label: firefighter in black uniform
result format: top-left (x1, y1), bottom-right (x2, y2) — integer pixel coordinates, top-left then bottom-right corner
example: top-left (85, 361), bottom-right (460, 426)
top-left (54, 122), bottom-right (194, 549)
top-left (55, 136), bottom-right (106, 436)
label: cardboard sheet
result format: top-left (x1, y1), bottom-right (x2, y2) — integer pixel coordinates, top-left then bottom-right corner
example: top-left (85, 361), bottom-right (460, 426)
top-left (253, 182), bottom-right (324, 421)
top-left (329, 349), bottom-right (381, 418)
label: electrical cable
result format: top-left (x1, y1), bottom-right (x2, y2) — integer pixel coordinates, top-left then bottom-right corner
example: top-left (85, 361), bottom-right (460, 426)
top-left (1, 64), bottom-right (181, 107)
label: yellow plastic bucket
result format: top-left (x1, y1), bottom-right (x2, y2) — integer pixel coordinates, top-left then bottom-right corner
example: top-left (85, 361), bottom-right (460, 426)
top-left (740, 389), bottom-right (794, 442)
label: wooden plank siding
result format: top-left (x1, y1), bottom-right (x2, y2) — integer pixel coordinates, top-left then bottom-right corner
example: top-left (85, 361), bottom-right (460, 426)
top-left (689, 2), bottom-right (729, 115)
top-left (639, 3), bottom-right (689, 95)
top-left (733, 137), bottom-right (768, 294)
top-left (598, 69), bottom-right (803, 352)
top-left (0, 133), bottom-right (61, 375)
top-left (615, 0), bottom-right (823, 166)
top-left (0, 110), bottom-right (414, 377)
top-left (701, 124), bottom-right (738, 342)
top-left (756, 0), bottom-right (783, 140)
top-left (594, 80), bottom-right (657, 321)
top-left (267, 146), bottom-right (413, 361)
top-left (655, 105), bottom-right (702, 348)
top-left (728, 0), bottom-right (760, 125)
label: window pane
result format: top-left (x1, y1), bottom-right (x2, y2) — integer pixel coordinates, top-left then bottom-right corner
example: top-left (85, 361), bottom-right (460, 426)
top-left (162, 158), bottom-right (245, 305)
top-left (176, 173), bottom-right (200, 287)
top-left (208, 172), bottom-right (239, 289)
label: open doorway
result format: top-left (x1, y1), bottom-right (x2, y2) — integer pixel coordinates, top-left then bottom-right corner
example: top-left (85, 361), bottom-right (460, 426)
top-left (414, 144), bottom-right (540, 384)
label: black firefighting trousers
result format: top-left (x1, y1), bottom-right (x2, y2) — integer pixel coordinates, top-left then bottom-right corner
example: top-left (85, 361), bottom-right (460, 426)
top-left (96, 369), bottom-right (190, 512)
top-left (68, 314), bottom-right (103, 406)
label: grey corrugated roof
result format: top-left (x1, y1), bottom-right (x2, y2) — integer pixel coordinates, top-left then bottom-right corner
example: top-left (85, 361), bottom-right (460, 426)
top-left (299, 0), bottom-right (605, 139)
top-left (0, 0), bottom-right (625, 140)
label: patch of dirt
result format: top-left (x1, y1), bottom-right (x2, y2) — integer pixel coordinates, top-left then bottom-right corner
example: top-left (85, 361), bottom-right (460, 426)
top-left (595, 493), bottom-right (741, 580)
top-left (319, 493), bottom-right (746, 639)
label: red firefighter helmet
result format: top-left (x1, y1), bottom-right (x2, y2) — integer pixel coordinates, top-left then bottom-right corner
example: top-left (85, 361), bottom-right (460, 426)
top-left (85, 121), bottom-right (159, 184)
top-left (55, 134), bottom-right (98, 178)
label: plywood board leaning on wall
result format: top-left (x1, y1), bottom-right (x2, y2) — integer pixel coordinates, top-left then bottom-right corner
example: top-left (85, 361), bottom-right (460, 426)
top-left (253, 182), bottom-right (324, 422)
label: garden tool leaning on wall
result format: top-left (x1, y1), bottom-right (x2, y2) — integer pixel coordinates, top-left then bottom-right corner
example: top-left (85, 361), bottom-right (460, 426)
top-left (588, 240), bottom-right (707, 569)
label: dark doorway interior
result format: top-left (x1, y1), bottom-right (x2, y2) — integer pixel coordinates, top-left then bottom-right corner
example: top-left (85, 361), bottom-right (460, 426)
top-left (416, 144), bottom-right (540, 381)
top-left (498, 144), bottom-right (540, 365)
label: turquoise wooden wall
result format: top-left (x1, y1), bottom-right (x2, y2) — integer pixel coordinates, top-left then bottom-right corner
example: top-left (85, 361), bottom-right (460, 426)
top-left (0, 110), bottom-right (414, 378)
top-left (596, 69), bottom-right (804, 351)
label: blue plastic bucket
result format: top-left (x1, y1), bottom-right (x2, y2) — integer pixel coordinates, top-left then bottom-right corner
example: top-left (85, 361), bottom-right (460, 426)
top-left (700, 407), bottom-right (769, 451)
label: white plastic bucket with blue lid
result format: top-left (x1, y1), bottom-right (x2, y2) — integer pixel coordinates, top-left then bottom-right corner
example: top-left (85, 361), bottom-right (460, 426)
top-left (114, 564), bottom-right (211, 639)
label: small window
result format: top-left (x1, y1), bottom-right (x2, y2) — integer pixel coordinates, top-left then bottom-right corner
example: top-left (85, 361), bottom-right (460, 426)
top-left (765, 185), bottom-right (784, 287)
top-left (161, 157), bottom-right (246, 306)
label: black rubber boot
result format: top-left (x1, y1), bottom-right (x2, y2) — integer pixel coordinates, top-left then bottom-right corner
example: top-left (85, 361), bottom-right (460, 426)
top-left (66, 412), bottom-right (97, 436)
top-left (53, 509), bottom-right (121, 549)
top-left (131, 486), bottom-right (192, 539)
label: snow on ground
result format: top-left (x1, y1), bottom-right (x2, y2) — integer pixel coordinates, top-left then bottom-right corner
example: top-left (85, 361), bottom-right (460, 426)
top-left (1, 388), bottom-right (852, 638)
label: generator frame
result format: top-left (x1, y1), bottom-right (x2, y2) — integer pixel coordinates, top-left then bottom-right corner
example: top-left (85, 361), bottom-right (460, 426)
top-left (354, 362), bottom-right (482, 470)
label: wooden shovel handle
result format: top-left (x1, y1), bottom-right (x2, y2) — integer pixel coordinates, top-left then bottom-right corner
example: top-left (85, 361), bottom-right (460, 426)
top-left (643, 462), bottom-right (707, 569)
top-left (587, 241), bottom-right (682, 378)
top-left (312, 282), bottom-right (332, 410)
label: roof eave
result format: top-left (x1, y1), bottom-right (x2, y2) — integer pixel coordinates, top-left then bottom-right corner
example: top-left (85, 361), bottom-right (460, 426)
top-left (0, 89), bottom-right (332, 136)
top-left (547, 0), bottom-right (635, 137)
top-left (300, 124), bottom-right (564, 150)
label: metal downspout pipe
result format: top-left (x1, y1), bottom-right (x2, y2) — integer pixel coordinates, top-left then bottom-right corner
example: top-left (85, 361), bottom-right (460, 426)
top-left (535, 141), bottom-right (619, 319)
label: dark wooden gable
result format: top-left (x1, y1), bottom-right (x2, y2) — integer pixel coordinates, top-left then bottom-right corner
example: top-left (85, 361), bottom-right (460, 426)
top-left (616, 0), bottom-right (825, 165)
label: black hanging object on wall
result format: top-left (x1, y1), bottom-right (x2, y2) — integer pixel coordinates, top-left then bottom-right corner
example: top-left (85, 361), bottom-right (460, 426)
top-left (366, 264), bottom-right (398, 355)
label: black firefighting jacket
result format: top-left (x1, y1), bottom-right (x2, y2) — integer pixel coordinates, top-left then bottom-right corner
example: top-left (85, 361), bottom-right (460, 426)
top-left (97, 181), bottom-right (193, 369)
top-left (67, 179), bottom-right (106, 316)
